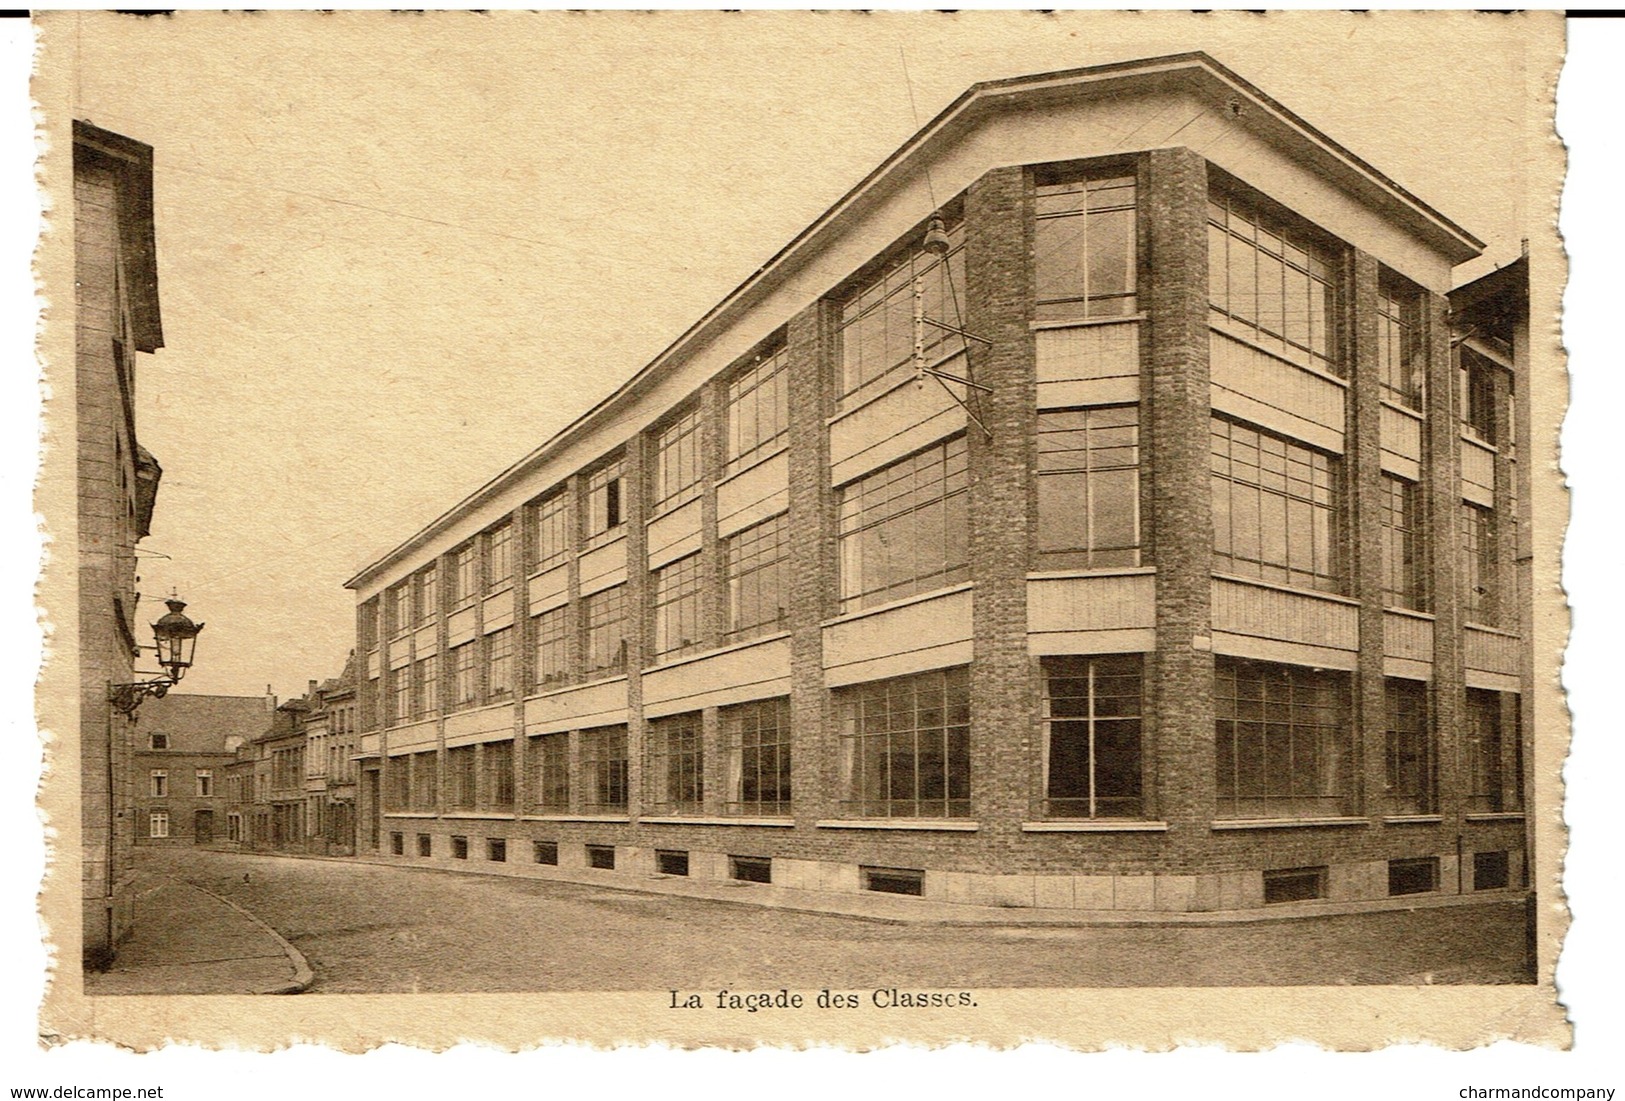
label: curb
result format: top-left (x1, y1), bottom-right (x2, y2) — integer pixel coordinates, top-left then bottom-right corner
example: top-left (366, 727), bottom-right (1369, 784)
top-left (159, 874), bottom-right (314, 994)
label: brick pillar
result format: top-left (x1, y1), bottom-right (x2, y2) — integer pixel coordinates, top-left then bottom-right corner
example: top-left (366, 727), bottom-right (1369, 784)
top-left (623, 438), bottom-right (650, 820)
top-left (434, 550), bottom-right (453, 817)
top-left (964, 165), bottom-right (1036, 843)
top-left (513, 504), bottom-right (533, 814)
top-left (699, 382), bottom-right (725, 650)
top-left (1348, 252), bottom-right (1388, 820)
top-left (785, 300), bottom-right (834, 824)
top-left (1422, 291), bottom-right (1466, 824)
top-left (1143, 147), bottom-right (1214, 852)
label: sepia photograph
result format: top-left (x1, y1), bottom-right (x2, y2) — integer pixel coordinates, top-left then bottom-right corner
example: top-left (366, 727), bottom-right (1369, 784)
top-left (26, 7), bottom-right (1579, 1058)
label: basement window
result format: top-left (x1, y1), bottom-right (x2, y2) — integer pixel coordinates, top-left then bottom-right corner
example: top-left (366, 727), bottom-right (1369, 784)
top-left (1388, 856), bottom-right (1439, 896)
top-left (1262, 866), bottom-right (1326, 905)
top-left (451, 835), bottom-right (469, 860)
top-left (862, 866), bottom-right (925, 897)
top-left (533, 840), bottom-right (558, 866)
top-left (656, 849), bottom-right (689, 877)
top-left (1474, 850), bottom-right (1510, 891)
top-left (390, 832), bottom-right (404, 856)
top-left (487, 838), bottom-right (507, 863)
top-left (586, 844), bottom-right (616, 870)
top-left (417, 834), bottom-right (432, 858)
top-left (730, 855), bottom-right (772, 884)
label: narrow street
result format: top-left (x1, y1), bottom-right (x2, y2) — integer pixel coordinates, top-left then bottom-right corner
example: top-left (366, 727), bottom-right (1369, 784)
top-left (135, 849), bottom-right (1532, 993)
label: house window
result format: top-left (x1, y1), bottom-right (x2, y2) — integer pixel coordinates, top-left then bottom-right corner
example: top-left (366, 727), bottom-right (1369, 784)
top-left (391, 666), bottom-right (412, 723)
top-left (1377, 283), bottom-right (1424, 408)
top-left (148, 732), bottom-right (168, 750)
top-left (485, 627), bottom-right (514, 699)
top-left (486, 521), bottom-right (514, 589)
top-left (580, 725), bottom-right (628, 812)
top-left (1038, 654), bottom-right (1144, 819)
top-left (446, 745), bottom-right (476, 810)
top-left (652, 553), bottom-right (705, 661)
top-left (1207, 188), bottom-right (1338, 374)
top-left (417, 563), bottom-right (438, 624)
top-left (645, 712), bottom-right (704, 815)
top-left (451, 641), bottom-right (477, 706)
top-left (527, 732), bottom-right (570, 812)
top-left (582, 585), bottom-right (627, 678)
top-left (1465, 688), bottom-right (1521, 814)
top-left (585, 458), bottom-right (624, 537)
top-left (722, 697), bottom-right (792, 817)
top-left (837, 435), bottom-right (969, 613)
top-left (837, 218), bottom-right (965, 398)
top-left (726, 345), bottom-right (789, 473)
top-left (1380, 474), bottom-right (1426, 611)
top-left (838, 666), bottom-right (970, 819)
top-left (452, 542), bottom-right (478, 606)
top-left (1210, 416), bottom-right (1344, 594)
top-left (531, 491), bottom-right (571, 571)
top-left (415, 654), bottom-right (439, 718)
top-left (410, 751), bottom-right (437, 812)
top-left (482, 739), bottom-right (514, 808)
top-left (150, 770), bottom-right (168, 798)
top-left (1461, 502), bottom-right (1498, 625)
top-left (1033, 171), bottom-right (1137, 322)
top-left (1460, 346), bottom-right (1498, 445)
top-left (1035, 406), bottom-right (1140, 569)
top-left (391, 582), bottom-right (412, 636)
top-left (532, 605), bottom-right (570, 689)
top-left (651, 405), bottom-right (703, 513)
top-left (1383, 678), bottom-right (1434, 816)
top-left (1214, 658), bottom-right (1352, 820)
top-left (148, 811), bottom-right (169, 839)
top-left (195, 769), bottom-right (214, 798)
top-left (724, 513), bottom-right (788, 642)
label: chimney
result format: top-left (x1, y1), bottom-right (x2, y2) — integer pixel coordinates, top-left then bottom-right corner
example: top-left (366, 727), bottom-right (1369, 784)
top-left (265, 685), bottom-right (277, 711)
top-left (308, 679), bottom-right (318, 699)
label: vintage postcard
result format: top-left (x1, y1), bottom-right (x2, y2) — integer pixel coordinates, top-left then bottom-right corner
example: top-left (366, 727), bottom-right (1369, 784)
top-left (31, 9), bottom-right (1571, 1055)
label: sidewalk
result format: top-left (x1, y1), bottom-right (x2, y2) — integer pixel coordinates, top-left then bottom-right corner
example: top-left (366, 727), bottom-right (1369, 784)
top-left (83, 872), bottom-right (312, 996)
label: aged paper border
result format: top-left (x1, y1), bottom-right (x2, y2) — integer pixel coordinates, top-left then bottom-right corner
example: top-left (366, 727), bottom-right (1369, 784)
top-left (27, 8), bottom-right (1572, 1056)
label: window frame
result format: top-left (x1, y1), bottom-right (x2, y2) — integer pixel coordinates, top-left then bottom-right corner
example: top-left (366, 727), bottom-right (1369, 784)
top-left (527, 731), bottom-right (570, 812)
top-left (837, 435), bottom-right (970, 614)
top-left (1210, 416), bottom-right (1345, 594)
top-left (530, 489), bottom-right (571, 573)
top-left (583, 457), bottom-right (625, 540)
top-left (725, 344), bottom-right (790, 475)
top-left (1377, 279), bottom-right (1425, 409)
top-left (581, 584), bottom-right (628, 679)
top-left (724, 512), bottom-right (789, 643)
top-left (1037, 654), bottom-right (1146, 820)
top-left (1032, 169), bottom-right (1139, 322)
top-left (722, 697), bottom-right (792, 817)
top-left (149, 769), bottom-right (168, 798)
top-left (652, 552), bottom-right (706, 661)
top-left (1380, 473), bottom-right (1427, 612)
top-left (485, 520), bottom-right (515, 591)
top-left (1214, 657), bottom-right (1354, 820)
top-left (644, 712), bottom-right (704, 815)
top-left (649, 403), bottom-right (704, 515)
top-left (837, 666), bottom-right (971, 819)
top-left (579, 725), bottom-right (629, 812)
top-left (1035, 405), bottom-right (1142, 570)
top-left (1383, 677), bottom-right (1434, 816)
top-left (485, 626), bottom-right (514, 700)
top-left (836, 216), bottom-right (966, 401)
top-left (531, 604), bottom-right (571, 690)
top-left (148, 811), bottom-right (170, 839)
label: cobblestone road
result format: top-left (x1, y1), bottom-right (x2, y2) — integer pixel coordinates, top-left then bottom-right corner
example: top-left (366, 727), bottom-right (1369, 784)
top-left (139, 849), bottom-right (1532, 993)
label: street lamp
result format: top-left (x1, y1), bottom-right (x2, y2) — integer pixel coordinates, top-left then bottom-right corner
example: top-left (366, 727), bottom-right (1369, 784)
top-left (108, 597), bottom-right (205, 716)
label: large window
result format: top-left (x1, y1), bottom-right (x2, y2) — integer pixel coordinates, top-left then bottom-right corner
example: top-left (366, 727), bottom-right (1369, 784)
top-left (1034, 172), bottom-right (1137, 322)
top-left (417, 564), bottom-right (438, 624)
top-left (1384, 678), bottom-right (1434, 815)
top-left (838, 436), bottom-right (968, 613)
top-left (446, 745), bottom-right (476, 810)
top-left (482, 740), bottom-right (514, 808)
top-left (1465, 688), bottom-right (1521, 814)
top-left (390, 666), bottom-right (412, 723)
top-left (722, 697), bottom-right (791, 817)
top-left (837, 219), bottom-right (965, 397)
top-left (652, 553), bottom-right (705, 661)
top-left (1036, 406), bottom-right (1140, 569)
top-left (1210, 417), bottom-right (1343, 593)
top-left (452, 542), bottom-right (478, 606)
top-left (415, 654), bottom-right (439, 718)
top-left (725, 513), bottom-right (788, 642)
top-left (584, 458), bottom-right (624, 538)
top-left (451, 641), bottom-right (477, 707)
top-left (1214, 658), bottom-right (1352, 819)
top-left (391, 583), bottom-right (412, 636)
top-left (1460, 347), bottom-right (1498, 445)
top-left (580, 725), bottom-right (628, 812)
top-left (532, 606), bottom-right (570, 689)
top-left (838, 666), bottom-right (970, 819)
top-left (148, 811), bottom-right (169, 839)
top-left (1207, 189), bottom-right (1338, 375)
top-left (651, 405), bottom-right (703, 513)
top-left (485, 627), bottom-right (514, 699)
top-left (1381, 474), bottom-right (1426, 611)
top-left (486, 521), bottom-right (514, 589)
top-left (385, 757), bottom-right (411, 811)
top-left (1038, 655), bottom-right (1143, 819)
top-left (1377, 283), bottom-right (1423, 408)
top-left (527, 732), bottom-right (570, 811)
top-left (409, 751), bottom-right (437, 812)
top-left (726, 346), bottom-right (789, 473)
top-left (645, 712), bottom-right (703, 814)
top-left (1461, 502), bottom-right (1498, 625)
top-left (582, 585), bottom-right (627, 677)
top-left (531, 491), bottom-right (570, 571)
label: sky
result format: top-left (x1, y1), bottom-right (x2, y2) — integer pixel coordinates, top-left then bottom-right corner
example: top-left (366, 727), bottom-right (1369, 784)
top-left (48, 9), bottom-right (1543, 701)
